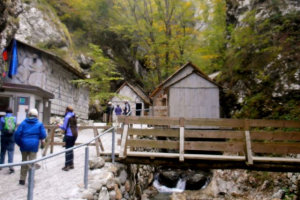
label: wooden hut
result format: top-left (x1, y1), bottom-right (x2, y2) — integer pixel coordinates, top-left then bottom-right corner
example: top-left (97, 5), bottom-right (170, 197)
top-left (0, 39), bottom-right (89, 124)
top-left (150, 62), bottom-right (220, 119)
top-left (111, 82), bottom-right (151, 121)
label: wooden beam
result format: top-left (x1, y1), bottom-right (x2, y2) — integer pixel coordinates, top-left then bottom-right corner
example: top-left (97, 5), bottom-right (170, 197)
top-left (118, 116), bottom-right (179, 126)
top-left (253, 156), bottom-right (300, 164)
top-left (244, 120), bottom-right (253, 165)
top-left (185, 118), bottom-right (244, 128)
top-left (249, 119), bottom-right (300, 128)
top-left (126, 139), bottom-right (245, 152)
top-left (251, 131), bottom-right (300, 141)
top-left (50, 127), bottom-right (56, 154)
top-left (93, 127), bottom-right (100, 157)
top-left (252, 143), bottom-right (300, 154)
top-left (125, 151), bottom-right (245, 161)
top-left (42, 128), bottom-right (55, 156)
top-left (245, 130), bottom-right (253, 165)
top-left (95, 128), bottom-right (104, 151)
top-left (116, 156), bottom-right (300, 172)
top-left (119, 124), bottom-right (129, 158)
top-left (179, 118), bottom-right (185, 162)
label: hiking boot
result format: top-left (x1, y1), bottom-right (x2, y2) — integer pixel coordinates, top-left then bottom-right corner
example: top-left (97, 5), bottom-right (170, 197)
top-left (19, 180), bottom-right (25, 185)
top-left (62, 166), bottom-right (70, 171)
top-left (69, 165), bottom-right (74, 169)
top-left (9, 168), bottom-right (14, 174)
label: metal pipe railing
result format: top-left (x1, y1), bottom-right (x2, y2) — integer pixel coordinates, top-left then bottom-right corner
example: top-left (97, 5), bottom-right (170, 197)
top-left (0, 125), bottom-right (115, 200)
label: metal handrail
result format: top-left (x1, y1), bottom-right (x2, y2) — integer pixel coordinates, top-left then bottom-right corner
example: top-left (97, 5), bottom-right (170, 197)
top-left (0, 124), bottom-right (116, 200)
top-left (0, 126), bottom-right (114, 168)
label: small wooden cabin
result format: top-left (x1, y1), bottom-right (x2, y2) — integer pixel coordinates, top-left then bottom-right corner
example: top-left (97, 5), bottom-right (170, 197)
top-left (150, 62), bottom-right (220, 119)
top-left (111, 82), bottom-right (151, 120)
top-left (0, 40), bottom-right (89, 124)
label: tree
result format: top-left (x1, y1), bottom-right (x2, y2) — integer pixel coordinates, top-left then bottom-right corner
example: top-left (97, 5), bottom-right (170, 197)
top-left (72, 44), bottom-right (122, 107)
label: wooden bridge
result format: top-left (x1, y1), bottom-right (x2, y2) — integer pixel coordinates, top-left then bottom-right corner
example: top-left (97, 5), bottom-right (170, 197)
top-left (115, 116), bottom-right (300, 172)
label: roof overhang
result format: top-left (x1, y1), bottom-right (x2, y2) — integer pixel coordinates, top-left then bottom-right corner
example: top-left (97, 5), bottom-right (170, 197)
top-left (1, 83), bottom-right (54, 99)
top-left (15, 39), bottom-right (86, 79)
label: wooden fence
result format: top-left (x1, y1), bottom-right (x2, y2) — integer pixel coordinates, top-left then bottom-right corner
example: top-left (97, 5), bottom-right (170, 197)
top-left (117, 116), bottom-right (300, 169)
top-left (43, 125), bottom-right (110, 157)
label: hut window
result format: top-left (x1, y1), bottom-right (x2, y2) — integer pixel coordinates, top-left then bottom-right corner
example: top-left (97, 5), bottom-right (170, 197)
top-left (162, 97), bottom-right (167, 106)
top-left (136, 103), bottom-right (142, 116)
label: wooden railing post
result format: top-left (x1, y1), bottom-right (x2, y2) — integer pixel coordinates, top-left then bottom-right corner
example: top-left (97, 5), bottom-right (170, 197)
top-left (50, 128), bottom-right (56, 154)
top-left (119, 118), bottom-right (129, 158)
top-left (93, 127), bottom-right (101, 157)
top-left (179, 118), bottom-right (185, 162)
top-left (42, 127), bottom-right (55, 156)
top-left (244, 119), bottom-right (253, 165)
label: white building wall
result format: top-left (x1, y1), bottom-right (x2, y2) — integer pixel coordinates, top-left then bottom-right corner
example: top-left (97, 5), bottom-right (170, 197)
top-left (4, 43), bottom-right (89, 119)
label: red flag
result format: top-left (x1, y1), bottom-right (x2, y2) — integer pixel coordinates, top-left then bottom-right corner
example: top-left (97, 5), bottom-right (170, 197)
top-left (2, 48), bottom-right (8, 61)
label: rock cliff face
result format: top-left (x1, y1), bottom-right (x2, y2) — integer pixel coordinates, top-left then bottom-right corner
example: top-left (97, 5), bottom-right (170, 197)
top-left (15, 0), bottom-right (72, 50)
top-left (226, 0), bottom-right (300, 24)
top-left (0, 0), bottom-right (23, 85)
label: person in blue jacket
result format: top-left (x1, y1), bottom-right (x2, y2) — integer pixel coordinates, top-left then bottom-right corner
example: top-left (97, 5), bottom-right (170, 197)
top-left (0, 108), bottom-right (16, 174)
top-left (59, 106), bottom-right (78, 171)
top-left (14, 108), bottom-right (47, 185)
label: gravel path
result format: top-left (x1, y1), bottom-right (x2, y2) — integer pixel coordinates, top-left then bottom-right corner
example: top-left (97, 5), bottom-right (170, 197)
top-left (0, 125), bottom-right (120, 200)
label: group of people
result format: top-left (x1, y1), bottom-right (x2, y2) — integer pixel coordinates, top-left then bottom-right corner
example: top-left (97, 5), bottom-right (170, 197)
top-left (0, 106), bottom-right (78, 185)
top-left (106, 101), bottom-right (131, 123)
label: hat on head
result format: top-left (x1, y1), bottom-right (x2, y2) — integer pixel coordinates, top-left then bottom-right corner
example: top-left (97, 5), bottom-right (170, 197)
top-left (28, 108), bottom-right (38, 117)
top-left (66, 105), bottom-right (73, 112)
top-left (108, 101), bottom-right (112, 105)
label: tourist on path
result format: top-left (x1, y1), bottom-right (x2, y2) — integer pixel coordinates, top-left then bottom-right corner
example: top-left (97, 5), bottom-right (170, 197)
top-left (0, 111), bottom-right (7, 161)
top-left (14, 108), bottom-right (47, 185)
top-left (106, 102), bottom-right (114, 124)
top-left (123, 101), bottom-right (131, 115)
top-left (59, 106), bottom-right (78, 171)
top-left (115, 105), bottom-right (122, 116)
top-left (0, 108), bottom-right (17, 174)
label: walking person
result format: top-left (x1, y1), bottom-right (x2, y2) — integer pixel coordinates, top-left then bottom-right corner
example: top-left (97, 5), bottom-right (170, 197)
top-left (59, 106), bottom-right (78, 171)
top-left (123, 101), bottom-right (131, 115)
top-left (106, 102), bottom-right (114, 125)
top-left (114, 105), bottom-right (122, 127)
top-left (0, 111), bottom-right (6, 157)
top-left (14, 108), bottom-right (46, 185)
top-left (0, 108), bottom-right (17, 174)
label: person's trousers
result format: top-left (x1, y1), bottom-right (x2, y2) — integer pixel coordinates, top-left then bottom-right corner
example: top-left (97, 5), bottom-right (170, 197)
top-left (65, 136), bottom-right (76, 167)
top-left (20, 152), bottom-right (37, 181)
top-left (0, 136), bottom-right (15, 169)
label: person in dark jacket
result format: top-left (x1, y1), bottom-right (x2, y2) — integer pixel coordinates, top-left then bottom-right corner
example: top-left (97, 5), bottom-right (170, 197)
top-left (123, 101), bottom-right (131, 115)
top-left (14, 108), bottom-right (47, 185)
top-left (114, 105), bottom-right (122, 116)
top-left (59, 106), bottom-right (78, 171)
top-left (0, 108), bottom-right (17, 174)
top-left (106, 102), bottom-right (114, 124)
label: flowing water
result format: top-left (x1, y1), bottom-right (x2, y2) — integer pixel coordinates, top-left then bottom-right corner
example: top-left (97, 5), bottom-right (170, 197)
top-left (151, 174), bottom-right (211, 200)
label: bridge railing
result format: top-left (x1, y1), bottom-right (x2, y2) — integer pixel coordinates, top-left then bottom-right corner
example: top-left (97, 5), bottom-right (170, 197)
top-left (43, 125), bottom-right (110, 157)
top-left (117, 116), bottom-right (300, 167)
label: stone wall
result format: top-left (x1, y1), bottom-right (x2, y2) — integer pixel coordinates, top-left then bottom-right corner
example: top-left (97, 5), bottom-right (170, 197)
top-left (76, 157), bottom-right (155, 200)
top-left (4, 42), bottom-right (89, 119)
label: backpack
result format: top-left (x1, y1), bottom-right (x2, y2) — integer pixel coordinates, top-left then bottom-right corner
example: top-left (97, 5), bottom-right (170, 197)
top-left (67, 115), bottom-right (78, 139)
top-left (3, 116), bottom-right (16, 135)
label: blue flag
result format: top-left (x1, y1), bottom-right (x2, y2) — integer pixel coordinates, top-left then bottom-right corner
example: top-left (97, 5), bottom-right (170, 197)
top-left (8, 39), bottom-right (18, 78)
